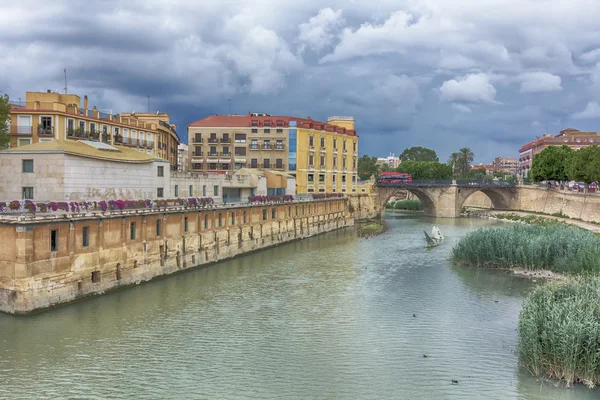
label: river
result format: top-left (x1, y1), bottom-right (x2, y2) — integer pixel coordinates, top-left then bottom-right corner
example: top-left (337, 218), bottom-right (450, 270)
top-left (0, 212), bottom-right (598, 399)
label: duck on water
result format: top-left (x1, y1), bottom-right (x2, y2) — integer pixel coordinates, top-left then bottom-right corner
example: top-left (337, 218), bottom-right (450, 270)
top-left (424, 225), bottom-right (444, 248)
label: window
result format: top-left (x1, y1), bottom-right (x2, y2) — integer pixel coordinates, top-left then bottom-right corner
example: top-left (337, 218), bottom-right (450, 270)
top-left (222, 133), bottom-right (230, 142)
top-left (263, 209), bottom-right (267, 221)
top-left (352, 175), bottom-right (357, 183)
top-left (22, 187), bottom-right (34, 199)
top-left (309, 136), bottom-right (314, 146)
top-left (50, 229), bottom-right (58, 252)
top-left (223, 146), bottom-right (230, 156)
top-left (83, 226), bottom-right (89, 247)
top-left (333, 138), bottom-right (337, 149)
top-left (251, 139), bottom-right (258, 149)
top-left (309, 155), bottom-right (314, 166)
top-left (353, 142), bottom-right (357, 151)
top-left (218, 213), bottom-right (222, 227)
top-left (214, 185), bottom-right (219, 196)
top-left (276, 128), bottom-right (283, 134)
top-left (243, 211), bottom-right (247, 224)
top-left (333, 174), bottom-right (337, 183)
top-left (320, 137), bottom-right (325, 147)
top-left (130, 222), bottom-right (136, 240)
top-left (90, 122), bottom-right (96, 133)
top-left (264, 128), bottom-right (270, 133)
top-left (271, 208), bottom-right (276, 219)
top-left (194, 133), bottom-right (202, 143)
top-left (184, 217), bottom-right (189, 232)
top-left (308, 173), bottom-right (314, 183)
top-left (342, 175), bottom-right (347, 183)
top-left (67, 119), bottom-right (74, 135)
top-left (210, 146), bottom-right (217, 156)
top-left (276, 159), bottom-right (283, 169)
top-left (251, 128), bottom-right (258, 133)
top-left (231, 213), bottom-right (235, 225)
top-left (333, 157), bottom-right (337, 168)
top-left (156, 219), bottom-right (161, 236)
top-left (157, 166), bottom-right (164, 177)
top-left (235, 147), bottom-right (246, 155)
top-left (276, 140), bottom-right (283, 149)
top-left (343, 140), bottom-right (347, 150)
top-left (263, 139), bottom-right (271, 149)
top-left (157, 188), bottom-right (164, 198)
top-left (251, 159), bottom-right (258, 168)
top-left (91, 271), bottom-right (101, 283)
top-left (174, 185), bottom-right (179, 197)
top-left (202, 185), bottom-right (207, 197)
top-left (79, 120), bottom-right (85, 132)
top-left (263, 159), bottom-right (270, 168)
top-left (204, 215), bottom-right (208, 229)
top-left (319, 174), bottom-right (325, 182)
top-left (320, 155), bottom-right (325, 166)
top-left (22, 159), bottom-right (33, 173)
top-left (41, 116), bottom-right (52, 131)
top-left (189, 185), bottom-right (193, 196)
top-left (235, 133), bottom-right (246, 142)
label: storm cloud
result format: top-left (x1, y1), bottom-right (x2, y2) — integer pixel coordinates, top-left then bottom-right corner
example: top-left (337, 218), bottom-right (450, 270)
top-left (2, 0), bottom-right (600, 163)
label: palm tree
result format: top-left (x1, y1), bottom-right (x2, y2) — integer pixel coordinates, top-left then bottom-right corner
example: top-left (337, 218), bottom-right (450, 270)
top-left (457, 147), bottom-right (474, 176)
top-left (448, 152), bottom-right (460, 175)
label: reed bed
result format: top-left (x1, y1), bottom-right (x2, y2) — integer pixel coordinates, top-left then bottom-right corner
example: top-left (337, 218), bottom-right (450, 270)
top-left (451, 224), bottom-right (600, 275)
top-left (393, 200), bottom-right (423, 211)
top-left (518, 278), bottom-right (600, 388)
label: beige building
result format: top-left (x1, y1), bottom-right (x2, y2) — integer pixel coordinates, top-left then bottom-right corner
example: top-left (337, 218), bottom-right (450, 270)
top-left (492, 157), bottom-right (518, 175)
top-left (177, 143), bottom-right (189, 172)
top-left (187, 113), bottom-right (359, 194)
top-left (376, 153), bottom-right (401, 169)
top-left (8, 91), bottom-right (180, 170)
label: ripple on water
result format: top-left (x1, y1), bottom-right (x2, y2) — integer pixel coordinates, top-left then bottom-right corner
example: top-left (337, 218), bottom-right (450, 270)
top-left (0, 216), bottom-right (598, 400)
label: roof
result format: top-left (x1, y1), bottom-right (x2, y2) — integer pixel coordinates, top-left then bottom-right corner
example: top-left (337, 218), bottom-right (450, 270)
top-left (234, 168), bottom-right (266, 177)
top-left (187, 114), bottom-right (358, 136)
top-left (0, 139), bottom-right (167, 163)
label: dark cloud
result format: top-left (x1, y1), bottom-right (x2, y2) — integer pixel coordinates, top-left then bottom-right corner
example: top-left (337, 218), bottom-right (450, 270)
top-left (2, 0), bottom-right (600, 163)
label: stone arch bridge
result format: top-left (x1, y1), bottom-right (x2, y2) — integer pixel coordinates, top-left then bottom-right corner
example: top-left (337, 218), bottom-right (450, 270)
top-left (375, 180), bottom-right (519, 218)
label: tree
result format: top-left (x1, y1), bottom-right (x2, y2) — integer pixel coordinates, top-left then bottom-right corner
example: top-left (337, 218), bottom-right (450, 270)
top-left (399, 146), bottom-right (439, 162)
top-left (448, 152), bottom-right (460, 174)
top-left (567, 145), bottom-right (600, 184)
top-left (0, 93), bottom-right (10, 148)
top-left (530, 145), bottom-right (574, 182)
top-left (455, 147), bottom-right (474, 176)
top-left (397, 161), bottom-right (452, 180)
top-left (357, 155), bottom-right (380, 180)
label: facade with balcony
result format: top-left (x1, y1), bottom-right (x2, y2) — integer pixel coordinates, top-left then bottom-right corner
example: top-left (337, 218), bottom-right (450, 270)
top-left (518, 128), bottom-right (599, 177)
top-left (7, 91), bottom-right (180, 170)
top-left (186, 113), bottom-right (359, 194)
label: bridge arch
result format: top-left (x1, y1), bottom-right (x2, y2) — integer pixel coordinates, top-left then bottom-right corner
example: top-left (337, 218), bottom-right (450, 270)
top-left (457, 187), bottom-right (515, 213)
top-left (378, 188), bottom-right (438, 216)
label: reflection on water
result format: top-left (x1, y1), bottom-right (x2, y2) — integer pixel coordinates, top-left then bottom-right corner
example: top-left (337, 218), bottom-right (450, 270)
top-left (0, 211), bottom-right (597, 399)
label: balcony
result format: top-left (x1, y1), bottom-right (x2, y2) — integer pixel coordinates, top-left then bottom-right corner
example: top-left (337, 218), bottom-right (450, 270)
top-left (192, 137), bottom-right (203, 144)
top-left (309, 164), bottom-right (315, 170)
top-left (220, 138), bottom-right (231, 144)
top-left (193, 151), bottom-right (203, 157)
top-left (274, 144), bottom-right (285, 150)
top-left (309, 145), bottom-right (315, 152)
top-left (320, 165), bottom-right (326, 171)
top-left (208, 138), bottom-right (219, 144)
top-left (121, 137), bottom-right (140, 146)
top-left (343, 149), bottom-right (348, 155)
top-left (333, 148), bottom-right (338, 154)
top-left (274, 163), bottom-right (285, 170)
top-left (67, 130), bottom-right (100, 141)
top-left (320, 147), bottom-right (326, 153)
top-left (222, 152), bottom-right (231, 157)
top-left (9, 126), bottom-right (32, 135)
top-left (38, 126), bottom-right (54, 136)
top-left (262, 144), bottom-right (272, 150)
top-left (249, 145), bottom-right (260, 150)
top-left (206, 152), bottom-right (219, 158)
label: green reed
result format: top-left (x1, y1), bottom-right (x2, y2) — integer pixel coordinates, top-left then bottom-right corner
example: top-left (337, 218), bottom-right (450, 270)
top-left (393, 200), bottom-right (423, 211)
top-left (451, 224), bottom-right (600, 274)
top-left (518, 278), bottom-right (600, 388)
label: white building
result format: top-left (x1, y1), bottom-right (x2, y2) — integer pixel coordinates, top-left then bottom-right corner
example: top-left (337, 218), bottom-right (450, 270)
top-left (177, 143), bottom-right (189, 172)
top-left (0, 140), bottom-right (171, 201)
top-left (377, 153), bottom-right (401, 169)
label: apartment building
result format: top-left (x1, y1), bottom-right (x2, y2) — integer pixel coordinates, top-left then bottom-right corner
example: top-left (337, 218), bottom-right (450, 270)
top-left (187, 113), bottom-right (359, 193)
top-left (7, 91), bottom-right (180, 170)
top-left (177, 144), bottom-right (189, 172)
top-left (518, 128), bottom-right (599, 177)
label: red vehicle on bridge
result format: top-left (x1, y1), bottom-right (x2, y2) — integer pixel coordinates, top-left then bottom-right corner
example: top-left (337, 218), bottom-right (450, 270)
top-left (377, 172), bottom-right (413, 185)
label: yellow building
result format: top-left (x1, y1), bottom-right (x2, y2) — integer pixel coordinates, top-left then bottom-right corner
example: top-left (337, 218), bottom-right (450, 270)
top-left (8, 91), bottom-right (180, 170)
top-left (187, 113), bottom-right (359, 194)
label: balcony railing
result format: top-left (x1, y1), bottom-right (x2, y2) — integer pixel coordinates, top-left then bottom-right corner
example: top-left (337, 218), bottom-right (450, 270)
top-left (67, 130), bottom-right (100, 141)
top-left (207, 152), bottom-right (219, 157)
top-left (274, 164), bottom-right (285, 170)
top-left (192, 137), bottom-right (203, 144)
top-left (249, 145), bottom-right (260, 150)
top-left (220, 138), bottom-right (231, 143)
top-left (38, 126), bottom-right (54, 136)
top-left (208, 138), bottom-right (219, 143)
top-left (320, 147), bottom-right (326, 153)
top-left (262, 144), bottom-right (272, 150)
top-left (9, 126), bottom-right (32, 135)
top-left (193, 152), bottom-right (203, 157)
top-left (333, 148), bottom-right (338, 154)
top-left (309, 145), bottom-right (315, 151)
top-left (274, 144), bottom-right (285, 150)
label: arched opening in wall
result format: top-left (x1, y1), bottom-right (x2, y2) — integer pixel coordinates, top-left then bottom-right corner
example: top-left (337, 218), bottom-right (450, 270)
top-left (460, 189), bottom-right (512, 212)
top-left (116, 263), bottom-right (122, 280)
top-left (382, 189), bottom-right (436, 216)
top-left (176, 251), bottom-right (181, 269)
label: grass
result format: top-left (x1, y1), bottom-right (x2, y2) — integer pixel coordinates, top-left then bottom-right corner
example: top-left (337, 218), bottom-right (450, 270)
top-left (451, 224), bottom-right (600, 275)
top-left (493, 213), bottom-right (564, 226)
top-left (361, 222), bottom-right (384, 235)
top-left (518, 277), bottom-right (600, 388)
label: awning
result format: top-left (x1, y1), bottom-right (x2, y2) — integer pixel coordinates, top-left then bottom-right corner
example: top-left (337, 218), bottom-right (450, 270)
top-left (219, 159), bottom-right (231, 163)
top-left (235, 158), bottom-right (247, 163)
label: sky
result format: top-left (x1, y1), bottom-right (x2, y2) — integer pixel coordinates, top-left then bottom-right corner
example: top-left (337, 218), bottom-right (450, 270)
top-left (2, 0), bottom-right (600, 163)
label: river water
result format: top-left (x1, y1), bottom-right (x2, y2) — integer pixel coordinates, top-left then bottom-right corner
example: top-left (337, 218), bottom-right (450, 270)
top-left (1, 212), bottom-right (598, 400)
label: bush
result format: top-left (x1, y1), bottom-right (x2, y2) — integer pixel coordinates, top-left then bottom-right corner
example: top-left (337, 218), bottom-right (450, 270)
top-left (451, 224), bottom-right (600, 275)
top-left (518, 277), bottom-right (600, 388)
top-left (393, 200), bottom-right (423, 211)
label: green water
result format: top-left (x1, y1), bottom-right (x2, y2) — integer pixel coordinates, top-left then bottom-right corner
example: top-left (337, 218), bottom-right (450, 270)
top-left (0, 212), bottom-right (597, 399)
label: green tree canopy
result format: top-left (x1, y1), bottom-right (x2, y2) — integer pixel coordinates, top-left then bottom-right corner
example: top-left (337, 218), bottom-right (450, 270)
top-left (456, 147), bottom-right (474, 176)
top-left (399, 146), bottom-right (439, 162)
top-left (529, 145), bottom-right (574, 182)
top-left (567, 145), bottom-right (600, 184)
top-left (396, 161), bottom-right (452, 180)
top-left (357, 155), bottom-right (380, 180)
top-left (0, 94), bottom-right (10, 148)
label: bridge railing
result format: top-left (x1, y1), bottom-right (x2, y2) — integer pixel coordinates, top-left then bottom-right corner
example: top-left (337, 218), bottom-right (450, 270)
top-left (455, 180), bottom-right (517, 188)
top-left (376, 180), bottom-right (517, 188)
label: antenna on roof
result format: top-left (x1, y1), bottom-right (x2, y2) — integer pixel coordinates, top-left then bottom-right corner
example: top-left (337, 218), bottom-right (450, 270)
top-left (63, 68), bottom-right (68, 94)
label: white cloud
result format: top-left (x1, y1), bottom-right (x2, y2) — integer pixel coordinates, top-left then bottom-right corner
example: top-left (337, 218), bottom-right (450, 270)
top-left (298, 8), bottom-right (344, 52)
top-left (579, 48), bottom-right (600, 64)
top-left (519, 72), bottom-right (562, 93)
top-left (572, 102), bottom-right (600, 119)
top-left (451, 104), bottom-right (472, 113)
top-left (439, 73), bottom-right (497, 104)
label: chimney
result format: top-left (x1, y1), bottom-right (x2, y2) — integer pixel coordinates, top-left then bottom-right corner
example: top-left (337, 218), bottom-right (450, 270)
top-left (84, 95), bottom-right (88, 117)
top-left (47, 89), bottom-right (51, 93)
